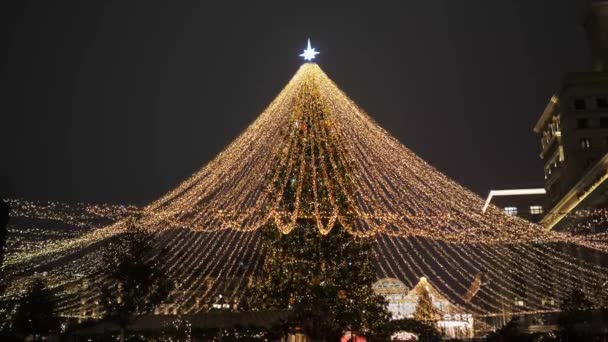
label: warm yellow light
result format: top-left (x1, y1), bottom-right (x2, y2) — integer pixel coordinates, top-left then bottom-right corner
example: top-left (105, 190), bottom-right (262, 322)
top-left (5, 63), bottom-right (608, 318)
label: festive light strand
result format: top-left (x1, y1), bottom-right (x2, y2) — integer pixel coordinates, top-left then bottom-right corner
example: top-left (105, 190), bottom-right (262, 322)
top-left (5, 63), bottom-right (608, 317)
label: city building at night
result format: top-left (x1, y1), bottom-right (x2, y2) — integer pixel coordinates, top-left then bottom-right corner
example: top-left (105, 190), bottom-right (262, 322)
top-left (534, 0), bottom-right (608, 230)
top-left (5, 0), bottom-right (608, 340)
top-left (482, 188), bottom-right (546, 223)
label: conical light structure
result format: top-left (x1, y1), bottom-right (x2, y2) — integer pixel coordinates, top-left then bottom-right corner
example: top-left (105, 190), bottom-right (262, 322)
top-left (6, 63), bottom-right (608, 317)
top-left (136, 63), bottom-right (582, 244)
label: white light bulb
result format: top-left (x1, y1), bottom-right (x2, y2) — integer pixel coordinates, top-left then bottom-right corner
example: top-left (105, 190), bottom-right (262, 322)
top-left (299, 38), bottom-right (320, 61)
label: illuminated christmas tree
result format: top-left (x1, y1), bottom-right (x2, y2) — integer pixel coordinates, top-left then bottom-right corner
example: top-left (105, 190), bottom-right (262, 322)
top-left (244, 58), bottom-right (392, 338)
top-left (4, 41), bottom-right (608, 322)
top-left (414, 286), bottom-right (441, 323)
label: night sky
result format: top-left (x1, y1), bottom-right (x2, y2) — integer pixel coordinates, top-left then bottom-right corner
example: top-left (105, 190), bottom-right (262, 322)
top-left (1, 0), bottom-right (592, 206)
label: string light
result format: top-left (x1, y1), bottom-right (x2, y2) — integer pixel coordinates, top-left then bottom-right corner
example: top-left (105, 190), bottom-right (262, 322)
top-left (4, 63), bottom-right (608, 318)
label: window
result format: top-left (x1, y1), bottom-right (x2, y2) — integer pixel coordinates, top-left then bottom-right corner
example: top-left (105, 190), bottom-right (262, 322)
top-left (504, 207), bottom-right (518, 216)
top-left (601, 117), bottom-right (608, 128)
top-left (574, 98), bottom-right (587, 110)
top-left (530, 206), bottom-right (543, 215)
top-left (577, 118), bottom-right (589, 129)
top-left (580, 137), bottom-right (591, 149)
top-left (542, 298), bottom-right (555, 306)
top-left (598, 97), bottom-right (608, 109)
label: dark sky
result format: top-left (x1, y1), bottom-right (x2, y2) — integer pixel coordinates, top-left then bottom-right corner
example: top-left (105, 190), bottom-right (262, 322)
top-left (0, 0), bottom-right (592, 206)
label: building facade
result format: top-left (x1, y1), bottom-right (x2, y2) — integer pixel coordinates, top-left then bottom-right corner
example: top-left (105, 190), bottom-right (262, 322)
top-left (482, 188), bottom-right (546, 223)
top-left (534, 1), bottom-right (608, 230)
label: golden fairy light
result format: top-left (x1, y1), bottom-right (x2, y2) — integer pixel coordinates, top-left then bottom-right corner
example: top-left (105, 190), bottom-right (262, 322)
top-left (4, 62), bottom-right (608, 317)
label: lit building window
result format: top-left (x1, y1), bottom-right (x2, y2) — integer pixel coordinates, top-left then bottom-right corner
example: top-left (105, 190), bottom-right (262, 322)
top-left (580, 138), bottom-right (591, 149)
top-left (504, 207), bottom-right (517, 216)
top-left (541, 298), bottom-right (555, 306)
top-left (530, 206), bottom-right (543, 215)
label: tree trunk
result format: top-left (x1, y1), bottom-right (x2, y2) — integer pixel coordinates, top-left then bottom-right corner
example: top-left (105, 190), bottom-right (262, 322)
top-left (120, 327), bottom-right (125, 342)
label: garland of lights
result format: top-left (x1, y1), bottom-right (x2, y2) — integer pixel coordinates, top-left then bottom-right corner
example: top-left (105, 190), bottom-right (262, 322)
top-left (4, 63), bottom-right (608, 318)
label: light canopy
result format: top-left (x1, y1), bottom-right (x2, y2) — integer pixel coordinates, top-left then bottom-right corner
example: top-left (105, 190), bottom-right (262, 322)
top-left (5, 62), bottom-right (608, 318)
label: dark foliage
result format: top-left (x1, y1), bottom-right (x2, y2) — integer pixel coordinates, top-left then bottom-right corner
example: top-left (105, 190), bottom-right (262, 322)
top-left (97, 219), bottom-right (173, 339)
top-left (247, 222), bottom-right (392, 341)
top-left (556, 289), bottom-right (595, 342)
top-left (190, 325), bottom-right (283, 341)
top-left (12, 278), bottom-right (61, 341)
top-left (483, 317), bottom-right (553, 342)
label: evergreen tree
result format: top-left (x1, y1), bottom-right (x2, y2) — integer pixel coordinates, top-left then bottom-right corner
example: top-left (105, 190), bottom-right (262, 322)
top-left (413, 286), bottom-right (441, 323)
top-left (98, 219), bottom-right (173, 342)
top-left (12, 278), bottom-right (61, 341)
top-left (249, 223), bottom-right (391, 341)
top-left (557, 289), bottom-right (593, 341)
top-left (246, 69), bottom-right (392, 341)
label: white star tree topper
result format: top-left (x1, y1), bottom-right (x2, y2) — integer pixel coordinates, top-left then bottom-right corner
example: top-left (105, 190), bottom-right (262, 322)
top-left (300, 39), bottom-right (320, 61)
